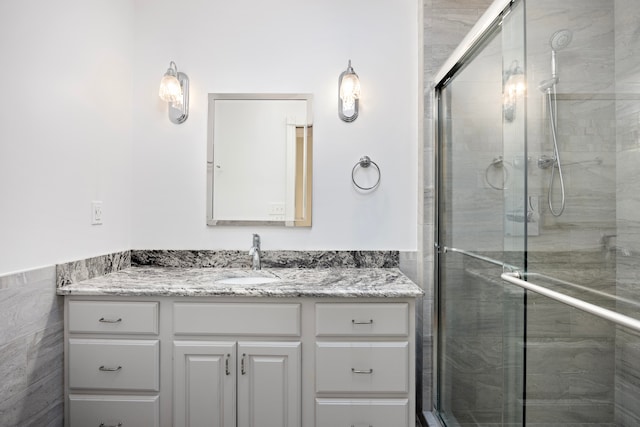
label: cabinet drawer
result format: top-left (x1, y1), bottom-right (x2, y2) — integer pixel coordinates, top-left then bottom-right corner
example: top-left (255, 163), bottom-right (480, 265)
top-left (316, 303), bottom-right (408, 336)
top-left (316, 398), bottom-right (408, 427)
top-left (315, 342), bottom-right (408, 393)
top-left (68, 301), bottom-right (159, 334)
top-left (69, 394), bottom-right (159, 427)
top-left (174, 303), bottom-right (300, 336)
top-left (69, 339), bottom-right (159, 391)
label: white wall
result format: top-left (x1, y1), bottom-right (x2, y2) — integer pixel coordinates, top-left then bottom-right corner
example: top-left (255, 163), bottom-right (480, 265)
top-left (0, 0), bottom-right (418, 274)
top-left (0, 0), bottom-right (134, 274)
top-left (131, 0), bottom-right (419, 251)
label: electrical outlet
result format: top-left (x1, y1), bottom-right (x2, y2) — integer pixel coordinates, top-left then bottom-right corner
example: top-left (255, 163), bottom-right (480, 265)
top-left (91, 201), bottom-right (103, 225)
top-left (268, 203), bottom-right (286, 215)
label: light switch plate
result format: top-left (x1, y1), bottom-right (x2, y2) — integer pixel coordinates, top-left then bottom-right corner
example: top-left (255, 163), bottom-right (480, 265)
top-left (91, 201), bottom-right (103, 225)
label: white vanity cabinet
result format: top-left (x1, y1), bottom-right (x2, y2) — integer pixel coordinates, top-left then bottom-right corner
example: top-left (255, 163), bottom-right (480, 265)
top-left (315, 303), bottom-right (412, 427)
top-left (63, 296), bottom-right (416, 427)
top-left (65, 300), bottom-right (161, 427)
top-left (172, 302), bottom-right (301, 427)
top-left (173, 341), bottom-right (301, 427)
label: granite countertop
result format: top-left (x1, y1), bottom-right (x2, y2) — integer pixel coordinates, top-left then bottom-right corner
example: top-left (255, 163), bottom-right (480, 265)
top-left (56, 267), bottom-right (423, 298)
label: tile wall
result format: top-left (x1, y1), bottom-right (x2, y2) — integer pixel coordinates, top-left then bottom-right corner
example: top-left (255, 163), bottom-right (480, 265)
top-left (614, 0), bottom-right (640, 425)
top-left (0, 251), bottom-right (130, 426)
top-left (0, 266), bottom-right (63, 426)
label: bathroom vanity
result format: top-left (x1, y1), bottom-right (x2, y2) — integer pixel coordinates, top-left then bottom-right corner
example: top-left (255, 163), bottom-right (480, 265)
top-left (57, 267), bottom-right (422, 427)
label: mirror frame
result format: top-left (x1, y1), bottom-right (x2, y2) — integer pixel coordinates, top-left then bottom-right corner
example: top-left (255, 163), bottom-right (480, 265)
top-left (206, 93), bottom-right (313, 227)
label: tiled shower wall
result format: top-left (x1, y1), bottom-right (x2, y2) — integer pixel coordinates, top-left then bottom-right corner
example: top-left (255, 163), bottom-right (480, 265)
top-left (614, 0), bottom-right (640, 425)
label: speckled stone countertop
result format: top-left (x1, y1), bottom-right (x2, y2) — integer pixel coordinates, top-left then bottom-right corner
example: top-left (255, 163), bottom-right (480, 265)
top-left (56, 267), bottom-right (423, 298)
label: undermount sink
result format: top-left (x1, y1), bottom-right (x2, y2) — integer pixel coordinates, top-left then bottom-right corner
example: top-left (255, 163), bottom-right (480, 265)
top-left (215, 276), bottom-right (280, 285)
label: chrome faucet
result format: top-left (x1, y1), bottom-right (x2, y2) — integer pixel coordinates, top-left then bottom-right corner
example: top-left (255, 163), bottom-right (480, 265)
top-left (249, 233), bottom-right (261, 270)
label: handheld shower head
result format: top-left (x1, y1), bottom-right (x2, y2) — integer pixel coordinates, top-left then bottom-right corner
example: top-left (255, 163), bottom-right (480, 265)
top-left (539, 29), bottom-right (573, 91)
top-left (550, 29), bottom-right (573, 51)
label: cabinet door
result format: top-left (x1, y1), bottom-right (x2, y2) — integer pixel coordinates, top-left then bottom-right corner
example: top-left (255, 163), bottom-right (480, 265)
top-left (237, 342), bottom-right (301, 427)
top-left (174, 341), bottom-right (236, 427)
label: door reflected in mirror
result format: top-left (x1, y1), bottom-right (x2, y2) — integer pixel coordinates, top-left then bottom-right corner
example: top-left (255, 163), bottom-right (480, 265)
top-left (207, 94), bottom-right (313, 227)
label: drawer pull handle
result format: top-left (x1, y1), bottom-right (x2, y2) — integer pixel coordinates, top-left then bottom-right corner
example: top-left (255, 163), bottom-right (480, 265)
top-left (98, 317), bottom-right (122, 323)
top-left (99, 423), bottom-right (123, 427)
top-left (225, 354), bottom-right (231, 376)
top-left (352, 319), bottom-right (374, 325)
top-left (99, 365), bottom-right (122, 372)
top-left (351, 425), bottom-right (373, 427)
top-left (241, 353), bottom-right (246, 375)
top-left (351, 368), bottom-right (373, 374)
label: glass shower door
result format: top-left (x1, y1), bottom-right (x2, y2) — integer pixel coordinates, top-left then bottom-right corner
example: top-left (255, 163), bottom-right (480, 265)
top-left (434, 0), bottom-right (640, 425)
top-left (435, 1), bottom-right (527, 425)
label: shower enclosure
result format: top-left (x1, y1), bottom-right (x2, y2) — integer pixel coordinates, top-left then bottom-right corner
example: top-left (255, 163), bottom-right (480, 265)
top-left (432, 0), bottom-right (640, 425)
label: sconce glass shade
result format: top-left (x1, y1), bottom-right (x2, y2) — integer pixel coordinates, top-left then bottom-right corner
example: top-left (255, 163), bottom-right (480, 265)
top-left (159, 74), bottom-right (181, 103)
top-left (505, 73), bottom-right (526, 97)
top-left (503, 60), bottom-right (525, 122)
top-left (159, 61), bottom-right (189, 124)
top-left (339, 60), bottom-right (360, 122)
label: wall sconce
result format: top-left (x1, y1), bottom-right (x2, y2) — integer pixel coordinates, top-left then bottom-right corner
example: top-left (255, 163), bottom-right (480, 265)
top-left (159, 61), bottom-right (189, 124)
top-left (338, 60), bottom-right (361, 122)
top-left (503, 60), bottom-right (525, 122)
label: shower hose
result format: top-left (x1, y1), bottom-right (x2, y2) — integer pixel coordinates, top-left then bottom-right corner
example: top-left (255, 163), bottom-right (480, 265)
top-left (546, 86), bottom-right (566, 217)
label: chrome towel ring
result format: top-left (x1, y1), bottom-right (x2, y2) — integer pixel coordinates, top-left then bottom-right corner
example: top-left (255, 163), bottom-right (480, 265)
top-left (485, 156), bottom-right (508, 190)
top-left (352, 156), bottom-right (381, 190)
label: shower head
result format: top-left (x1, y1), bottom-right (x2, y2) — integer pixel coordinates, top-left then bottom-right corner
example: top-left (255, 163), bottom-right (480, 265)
top-left (540, 29), bottom-right (573, 90)
top-left (550, 29), bottom-right (573, 51)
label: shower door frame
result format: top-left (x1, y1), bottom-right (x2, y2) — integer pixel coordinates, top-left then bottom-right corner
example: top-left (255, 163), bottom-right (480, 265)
top-left (431, 0), bottom-right (526, 424)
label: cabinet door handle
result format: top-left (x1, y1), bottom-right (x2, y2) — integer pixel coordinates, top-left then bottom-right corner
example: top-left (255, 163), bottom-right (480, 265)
top-left (351, 368), bottom-right (373, 374)
top-left (99, 423), bottom-right (123, 427)
top-left (225, 354), bottom-right (231, 375)
top-left (352, 319), bottom-right (374, 325)
top-left (241, 353), bottom-right (246, 375)
top-left (99, 365), bottom-right (122, 372)
top-left (99, 317), bottom-right (122, 323)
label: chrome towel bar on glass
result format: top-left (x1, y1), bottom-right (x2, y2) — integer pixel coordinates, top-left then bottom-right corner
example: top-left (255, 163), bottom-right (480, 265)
top-left (352, 156), bottom-right (381, 190)
top-left (501, 272), bottom-right (640, 333)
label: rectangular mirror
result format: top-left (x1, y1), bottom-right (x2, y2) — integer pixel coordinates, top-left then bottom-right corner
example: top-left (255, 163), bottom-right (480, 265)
top-left (207, 93), bottom-right (313, 226)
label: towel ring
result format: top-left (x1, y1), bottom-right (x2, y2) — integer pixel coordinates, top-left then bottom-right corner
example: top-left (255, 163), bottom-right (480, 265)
top-left (485, 156), bottom-right (509, 190)
top-left (352, 156), bottom-right (381, 190)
